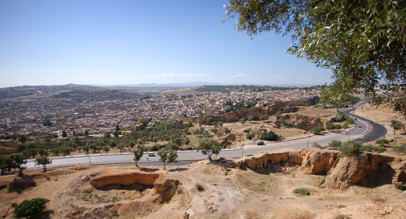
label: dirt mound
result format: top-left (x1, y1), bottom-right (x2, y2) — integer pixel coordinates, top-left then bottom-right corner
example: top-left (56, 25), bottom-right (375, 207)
top-left (90, 167), bottom-right (161, 189)
top-left (299, 148), bottom-right (339, 174)
top-left (325, 153), bottom-right (395, 189)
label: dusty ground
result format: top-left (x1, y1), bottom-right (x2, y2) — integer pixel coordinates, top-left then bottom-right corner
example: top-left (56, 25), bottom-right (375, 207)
top-left (1, 150), bottom-right (405, 219)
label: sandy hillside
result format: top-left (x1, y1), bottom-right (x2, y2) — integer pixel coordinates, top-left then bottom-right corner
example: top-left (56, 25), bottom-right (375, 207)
top-left (1, 148), bottom-right (405, 219)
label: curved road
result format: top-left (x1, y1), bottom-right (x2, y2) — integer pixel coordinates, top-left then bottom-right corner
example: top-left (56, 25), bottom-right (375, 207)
top-left (25, 101), bottom-right (387, 169)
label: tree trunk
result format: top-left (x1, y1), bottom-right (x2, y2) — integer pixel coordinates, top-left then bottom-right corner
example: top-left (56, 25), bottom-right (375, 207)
top-left (43, 165), bottom-right (47, 172)
top-left (135, 161), bottom-right (138, 167)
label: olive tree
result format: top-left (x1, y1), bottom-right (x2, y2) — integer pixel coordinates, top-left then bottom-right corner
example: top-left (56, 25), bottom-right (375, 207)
top-left (391, 120), bottom-right (404, 135)
top-left (35, 156), bottom-right (52, 172)
top-left (226, 0), bottom-right (406, 110)
top-left (157, 145), bottom-right (178, 170)
top-left (197, 138), bottom-right (221, 161)
top-left (133, 145), bottom-right (145, 167)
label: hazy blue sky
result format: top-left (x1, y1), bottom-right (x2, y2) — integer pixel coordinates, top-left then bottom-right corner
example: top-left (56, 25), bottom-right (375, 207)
top-left (0, 0), bottom-right (333, 87)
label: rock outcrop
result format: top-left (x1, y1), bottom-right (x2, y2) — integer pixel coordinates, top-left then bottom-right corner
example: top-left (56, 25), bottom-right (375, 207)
top-left (299, 149), bottom-right (339, 174)
top-left (235, 151), bottom-right (302, 170)
top-left (90, 167), bottom-right (161, 189)
top-left (154, 178), bottom-right (181, 203)
top-left (233, 147), bottom-right (405, 190)
top-left (279, 114), bottom-right (324, 131)
top-left (392, 160), bottom-right (406, 185)
top-left (325, 153), bottom-right (395, 189)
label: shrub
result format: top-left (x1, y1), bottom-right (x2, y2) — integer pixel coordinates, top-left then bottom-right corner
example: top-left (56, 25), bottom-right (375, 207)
top-left (342, 122), bottom-right (349, 129)
top-left (345, 118), bottom-right (355, 124)
top-left (333, 113), bottom-right (347, 122)
top-left (394, 144), bottom-right (406, 154)
top-left (360, 144), bottom-right (374, 152)
top-left (335, 214), bottom-right (351, 219)
top-left (14, 198), bottom-right (49, 218)
top-left (310, 127), bottom-right (325, 134)
top-left (196, 183), bottom-right (204, 192)
top-left (339, 141), bottom-right (362, 157)
top-left (374, 146), bottom-right (387, 153)
top-left (329, 140), bottom-right (342, 147)
top-left (326, 122), bottom-right (335, 130)
top-left (260, 114), bottom-right (269, 121)
top-left (375, 138), bottom-right (389, 145)
top-left (293, 188), bottom-right (310, 196)
top-left (260, 131), bottom-right (281, 141)
top-left (395, 184), bottom-right (406, 191)
top-left (149, 144), bottom-right (160, 151)
top-left (319, 179), bottom-right (326, 188)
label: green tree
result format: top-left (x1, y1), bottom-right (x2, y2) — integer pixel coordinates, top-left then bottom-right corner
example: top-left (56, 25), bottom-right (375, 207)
top-left (248, 115), bottom-right (253, 123)
top-left (391, 120), bottom-right (404, 135)
top-left (103, 146), bottom-right (110, 154)
top-left (42, 118), bottom-right (52, 126)
top-left (197, 138), bottom-right (221, 161)
top-left (157, 146), bottom-right (178, 170)
top-left (275, 111), bottom-right (281, 121)
top-left (226, 0), bottom-right (406, 107)
top-left (310, 127), bottom-right (325, 135)
top-left (14, 198), bottom-right (49, 218)
top-left (83, 146), bottom-right (90, 154)
top-left (260, 131), bottom-right (281, 141)
top-left (239, 117), bottom-right (246, 125)
top-left (0, 155), bottom-right (15, 175)
top-left (11, 154), bottom-right (26, 176)
top-left (18, 135), bottom-right (28, 143)
top-left (133, 145), bottom-right (145, 167)
top-left (184, 137), bottom-right (190, 145)
top-left (35, 156), bottom-right (51, 172)
top-left (320, 83), bottom-right (350, 114)
top-left (260, 114), bottom-right (269, 122)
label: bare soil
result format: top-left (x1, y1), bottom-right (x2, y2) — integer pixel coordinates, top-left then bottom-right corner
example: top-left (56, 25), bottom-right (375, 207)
top-left (1, 156), bottom-right (405, 219)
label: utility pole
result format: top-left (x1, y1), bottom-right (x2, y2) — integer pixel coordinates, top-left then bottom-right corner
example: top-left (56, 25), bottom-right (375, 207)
top-left (306, 136), bottom-right (310, 148)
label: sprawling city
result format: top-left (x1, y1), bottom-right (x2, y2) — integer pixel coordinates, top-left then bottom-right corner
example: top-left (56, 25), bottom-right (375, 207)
top-left (0, 1), bottom-right (405, 218)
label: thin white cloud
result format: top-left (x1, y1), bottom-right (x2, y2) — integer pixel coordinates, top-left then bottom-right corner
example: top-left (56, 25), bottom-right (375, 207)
top-left (158, 73), bottom-right (210, 78)
top-left (229, 73), bottom-right (247, 79)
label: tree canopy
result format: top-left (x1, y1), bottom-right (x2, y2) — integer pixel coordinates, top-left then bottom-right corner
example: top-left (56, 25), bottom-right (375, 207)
top-left (197, 138), bottom-right (222, 161)
top-left (226, 0), bottom-right (406, 97)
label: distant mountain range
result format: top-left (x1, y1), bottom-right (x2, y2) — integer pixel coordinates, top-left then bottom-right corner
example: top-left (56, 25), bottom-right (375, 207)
top-left (96, 82), bottom-right (317, 88)
top-left (96, 82), bottom-right (217, 88)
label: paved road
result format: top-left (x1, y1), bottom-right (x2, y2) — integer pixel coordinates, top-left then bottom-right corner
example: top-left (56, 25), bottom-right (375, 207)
top-left (25, 102), bottom-right (386, 169)
top-left (342, 102), bottom-right (387, 143)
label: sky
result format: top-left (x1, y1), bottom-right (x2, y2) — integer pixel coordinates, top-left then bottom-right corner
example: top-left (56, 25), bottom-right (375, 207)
top-left (0, 0), bottom-right (333, 88)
